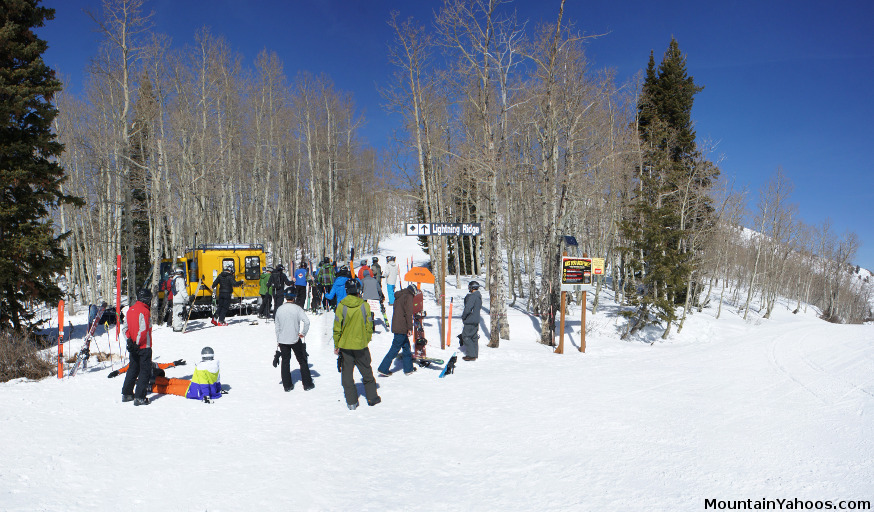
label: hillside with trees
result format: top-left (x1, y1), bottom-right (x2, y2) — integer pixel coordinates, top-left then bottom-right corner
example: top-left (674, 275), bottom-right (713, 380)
top-left (3, 0), bottom-right (870, 344)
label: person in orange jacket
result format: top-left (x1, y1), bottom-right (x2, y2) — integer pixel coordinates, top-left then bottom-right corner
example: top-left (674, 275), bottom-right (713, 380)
top-left (356, 259), bottom-right (374, 280)
top-left (110, 359), bottom-right (187, 396)
top-left (109, 347), bottom-right (223, 403)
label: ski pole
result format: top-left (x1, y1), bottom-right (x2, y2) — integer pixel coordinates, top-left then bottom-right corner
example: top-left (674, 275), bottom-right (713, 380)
top-left (105, 322), bottom-right (114, 370)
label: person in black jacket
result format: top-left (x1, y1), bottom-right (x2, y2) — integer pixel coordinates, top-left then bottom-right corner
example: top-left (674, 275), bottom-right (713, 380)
top-left (211, 264), bottom-right (243, 326)
top-left (460, 281), bottom-right (482, 361)
top-left (269, 264), bottom-right (293, 319)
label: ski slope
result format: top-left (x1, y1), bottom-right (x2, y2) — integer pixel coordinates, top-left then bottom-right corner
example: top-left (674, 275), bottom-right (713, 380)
top-left (1, 234), bottom-right (872, 511)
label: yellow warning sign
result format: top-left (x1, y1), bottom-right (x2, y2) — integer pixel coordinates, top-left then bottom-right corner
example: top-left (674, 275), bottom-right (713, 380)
top-left (592, 258), bottom-right (605, 275)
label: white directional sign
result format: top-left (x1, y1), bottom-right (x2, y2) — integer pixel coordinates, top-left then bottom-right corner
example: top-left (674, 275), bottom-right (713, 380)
top-left (405, 223), bottom-right (431, 236)
top-left (406, 222), bottom-right (481, 236)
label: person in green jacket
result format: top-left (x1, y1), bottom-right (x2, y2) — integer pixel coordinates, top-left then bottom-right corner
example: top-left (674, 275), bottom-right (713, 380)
top-left (333, 278), bottom-right (380, 410)
top-left (258, 267), bottom-right (273, 318)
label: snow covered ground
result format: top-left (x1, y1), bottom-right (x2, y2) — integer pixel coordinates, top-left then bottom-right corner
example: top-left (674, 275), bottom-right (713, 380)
top-left (2, 234), bottom-right (873, 511)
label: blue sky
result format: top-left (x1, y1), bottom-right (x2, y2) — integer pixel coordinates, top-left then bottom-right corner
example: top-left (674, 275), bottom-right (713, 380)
top-left (37, 0), bottom-right (874, 270)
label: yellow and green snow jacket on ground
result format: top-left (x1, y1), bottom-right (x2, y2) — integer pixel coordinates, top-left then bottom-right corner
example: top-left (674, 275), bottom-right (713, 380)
top-left (333, 294), bottom-right (373, 350)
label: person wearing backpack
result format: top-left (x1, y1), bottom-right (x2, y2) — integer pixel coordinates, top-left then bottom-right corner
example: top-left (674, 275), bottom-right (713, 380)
top-left (333, 279), bottom-right (380, 410)
top-left (268, 264), bottom-right (293, 319)
top-left (317, 258), bottom-right (336, 310)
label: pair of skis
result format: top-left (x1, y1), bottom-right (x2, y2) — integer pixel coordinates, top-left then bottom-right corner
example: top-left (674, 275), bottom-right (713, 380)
top-left (69, 304), bottom-right (108, 377)
top-left (181, 278), bottom-right (210, 333)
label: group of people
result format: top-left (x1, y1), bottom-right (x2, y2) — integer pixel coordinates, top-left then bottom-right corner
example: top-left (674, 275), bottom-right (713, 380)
top-left (115, 288), bottom-right (223, 406)
top-left (117, 254), bottom-right (482, 411)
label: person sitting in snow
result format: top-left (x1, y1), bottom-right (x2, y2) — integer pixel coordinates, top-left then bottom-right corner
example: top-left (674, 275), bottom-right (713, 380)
top-left (109, 347), bottom-right (223, 403)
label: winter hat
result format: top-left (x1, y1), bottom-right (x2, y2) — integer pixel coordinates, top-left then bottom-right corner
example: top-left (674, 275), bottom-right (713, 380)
top-left (136, 288), bottom-right (152, 304)
top-left (284, 287), bottom-right (297, 299)
top-left (407, 283), bottom-right (418, 294)
top-left (345, 279), bottom-right (361, 296)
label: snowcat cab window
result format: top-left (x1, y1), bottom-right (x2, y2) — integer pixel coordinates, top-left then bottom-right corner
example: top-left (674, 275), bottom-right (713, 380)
top-left (222, 258), bottom-right (236, 275)
top-left (245, 256), bottom-right (260, 281)
top-left (189, 259), bottom-right (197, 282)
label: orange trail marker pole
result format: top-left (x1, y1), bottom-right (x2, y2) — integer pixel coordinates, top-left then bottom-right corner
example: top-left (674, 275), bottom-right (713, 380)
top-left (57, 300), bottom-right (64, 378)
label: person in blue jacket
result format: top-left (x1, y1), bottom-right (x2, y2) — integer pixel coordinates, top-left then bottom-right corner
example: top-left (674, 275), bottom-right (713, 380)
top-left (293, 261), bottom-right (309, 308)
top-left (324, 266), bottom-right (352, 306)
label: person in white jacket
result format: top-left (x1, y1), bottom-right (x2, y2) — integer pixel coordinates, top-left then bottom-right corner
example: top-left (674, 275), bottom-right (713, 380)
top-left (384, 256), bottom-right (399, 306)
top-left (274, 287), bottom-right (313, 391)
top-left (171, 268), bottom-right (189, 332)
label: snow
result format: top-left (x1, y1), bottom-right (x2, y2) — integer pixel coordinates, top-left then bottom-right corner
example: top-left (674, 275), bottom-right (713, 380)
top-left (2, 234), bottom-right (873, 511)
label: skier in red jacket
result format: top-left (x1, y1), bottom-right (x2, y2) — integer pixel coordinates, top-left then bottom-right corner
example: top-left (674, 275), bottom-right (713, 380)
top-left (121, 289), bottom-right (154, 406)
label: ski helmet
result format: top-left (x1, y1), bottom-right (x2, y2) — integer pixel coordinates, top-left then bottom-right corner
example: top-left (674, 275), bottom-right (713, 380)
top-left (468, 280), bottom-right (481, 291)
top-left (265, 266), bottom-right (273, 273)
top-left (275, 264), bottom-right (284, 271)
top-left (359, 259), bottom-right (367, 267)
top-left (386, 255), bottom-right (395, 262)
top-left (136, 288), bottom-right (152, 304)
top-left (337, 265), bottom-right (350, 277)
top-left (372, 256), bottom-right (379, 263)
top-left (323, 256), bottom-right (330, 264)
top-left (201, 346), bottom-right (214, 361)
top-left (345, 278), bottom-right (361, 295)
top-left (174, 267), bottom-right (184, 275)
top-left (223, 262), bottom-right (233, 272)
top-left (284, 287), bottom-right (296, 299)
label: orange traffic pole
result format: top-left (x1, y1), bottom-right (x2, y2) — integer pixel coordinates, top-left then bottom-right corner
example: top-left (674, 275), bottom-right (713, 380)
top-left (57, 300), bottom-right (64, 378)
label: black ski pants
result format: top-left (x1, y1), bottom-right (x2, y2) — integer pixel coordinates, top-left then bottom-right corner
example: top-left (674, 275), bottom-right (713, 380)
top-left (280, 341), bottom-right (313, 390)
top-left (272, 294), bottom-right (284, 318)
top-left (320, 284), bottom-right (333, 310)
top-left (215, 296), bottom-right (231, 323)
top-left (258, 294), bottom-right (272, 317)
top-left (121, 345), bottom-right (153, 400)
top-left (339, 347), bottom-right (378, 406)
top-left (311, 284), bottom-right (322, 312)
top-left (294, 285), bottom-right (307, 308)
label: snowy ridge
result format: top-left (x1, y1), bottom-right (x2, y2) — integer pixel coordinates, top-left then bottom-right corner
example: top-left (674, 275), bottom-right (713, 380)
top-left (1, 234), bottom-right (872, 511)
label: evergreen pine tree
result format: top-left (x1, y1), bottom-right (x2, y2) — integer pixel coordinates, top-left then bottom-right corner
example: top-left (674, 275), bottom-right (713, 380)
top-left (0, 0), bottom-right (82, 330)
top-left (621, 38), bottom-right (713, 338)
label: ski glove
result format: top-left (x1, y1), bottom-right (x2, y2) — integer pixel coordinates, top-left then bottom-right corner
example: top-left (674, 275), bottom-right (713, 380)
top-left (336, 354), bottom-right (342, 373)
top-left (107, 370), bottom-right (119, 378)
top-left (272, 348), bottom-right (281, 368)
top-left (126, 338), bottom-right (138, 354)
top-left (173, 359), bottom-right (186, 366)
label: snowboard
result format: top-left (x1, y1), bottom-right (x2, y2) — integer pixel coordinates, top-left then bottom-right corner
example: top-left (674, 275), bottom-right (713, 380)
top-left (439, 352), bottom-right (458, 378)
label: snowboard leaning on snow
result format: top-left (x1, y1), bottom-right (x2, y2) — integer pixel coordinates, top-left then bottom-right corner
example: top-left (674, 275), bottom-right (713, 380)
top-left (439, 352), bottom-right (457, 378)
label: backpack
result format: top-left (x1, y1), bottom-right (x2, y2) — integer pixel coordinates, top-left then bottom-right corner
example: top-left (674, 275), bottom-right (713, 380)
top-left (162, 276), bottom-right (174, 301)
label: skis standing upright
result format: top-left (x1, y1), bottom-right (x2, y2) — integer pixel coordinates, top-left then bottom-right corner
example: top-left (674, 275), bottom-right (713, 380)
top-left (69, 304), bottom-right (108, 376)
top-left (182, 279), bottom-right (205, 333)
